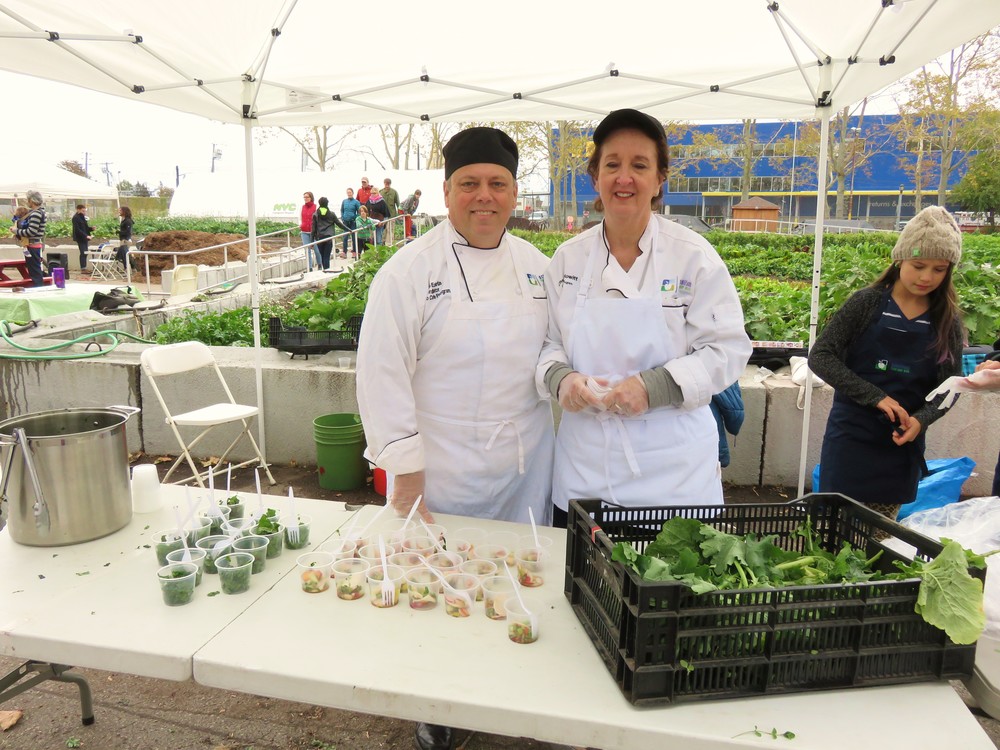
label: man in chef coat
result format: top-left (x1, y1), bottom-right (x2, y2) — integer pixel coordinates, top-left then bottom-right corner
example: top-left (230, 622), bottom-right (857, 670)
top-left (357, 127), bottom-right (553, 749)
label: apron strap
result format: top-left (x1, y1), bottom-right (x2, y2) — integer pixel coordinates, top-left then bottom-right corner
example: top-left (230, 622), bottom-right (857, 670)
top-left (416, 409), bottom-right (527, 475)
top-left (598, 412), bottom-right (642, 505)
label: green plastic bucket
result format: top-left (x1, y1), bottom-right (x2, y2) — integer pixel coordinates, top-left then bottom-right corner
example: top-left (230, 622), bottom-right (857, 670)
top-left (313, 413), bottom-right (367, 491)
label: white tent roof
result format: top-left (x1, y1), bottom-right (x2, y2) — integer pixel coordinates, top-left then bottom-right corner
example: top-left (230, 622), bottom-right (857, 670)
top-left (1, 1), bottom-right (998, 126)
top-left (1, 163), bottom-right (118, 202)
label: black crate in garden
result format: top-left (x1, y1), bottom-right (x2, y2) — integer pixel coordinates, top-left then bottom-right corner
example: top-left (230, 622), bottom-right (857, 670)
top-left (563, 494), bottom-right (981, 706)
top-left (267, 317), bottom-right (358, 358)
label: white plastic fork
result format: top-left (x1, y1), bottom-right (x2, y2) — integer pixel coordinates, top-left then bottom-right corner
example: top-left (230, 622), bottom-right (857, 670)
top-left (286, 486), bottom-right (300, 546)
top-left (418, 518), bottom-right (446, 553)
top-left (377, 535), bottom-right (394, 606)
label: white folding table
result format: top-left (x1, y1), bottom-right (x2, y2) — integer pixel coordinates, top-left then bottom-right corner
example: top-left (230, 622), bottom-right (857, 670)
top-left (1, 492), bottom-right (995, 749)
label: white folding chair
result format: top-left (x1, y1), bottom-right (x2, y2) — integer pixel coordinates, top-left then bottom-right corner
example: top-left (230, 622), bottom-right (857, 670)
top-left (87, 242), bottom-right (124, 281)
top-left (140, 341), bottom-right (277, 487)
top-left (170, 264), bottom-right (199, 295)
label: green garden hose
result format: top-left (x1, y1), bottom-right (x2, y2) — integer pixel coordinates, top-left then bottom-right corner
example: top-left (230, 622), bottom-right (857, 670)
top-left (0, 319), bottom-right (155, 360)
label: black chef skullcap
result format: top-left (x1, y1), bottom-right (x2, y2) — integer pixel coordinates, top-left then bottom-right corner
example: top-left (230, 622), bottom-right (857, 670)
top-left (443, 127), bottom-right (518, 179)
top-left (593, 108), bottom-right (667, 147)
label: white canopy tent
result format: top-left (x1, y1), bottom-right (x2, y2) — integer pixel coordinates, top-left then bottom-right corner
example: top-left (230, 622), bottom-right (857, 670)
top-left (3, 0), bottom-right (998, 480)
top-left (2, 163), bottom-right (119, 219)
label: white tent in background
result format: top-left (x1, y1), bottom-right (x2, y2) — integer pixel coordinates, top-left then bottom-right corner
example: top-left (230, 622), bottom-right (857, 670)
top-left (2, 0), bottom-right (998, 480)
top-left (1, 163), bottom-right (119, 219)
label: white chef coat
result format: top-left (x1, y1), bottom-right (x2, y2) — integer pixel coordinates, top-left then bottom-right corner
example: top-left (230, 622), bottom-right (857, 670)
top-left (357, 220), bottom-right (554, 523)
top-left (537, 215), bottom-right (751, 510)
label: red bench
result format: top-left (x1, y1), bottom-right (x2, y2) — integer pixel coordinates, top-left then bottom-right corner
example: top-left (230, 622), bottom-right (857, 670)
top-left (0, 259), bottom-right (53, 288)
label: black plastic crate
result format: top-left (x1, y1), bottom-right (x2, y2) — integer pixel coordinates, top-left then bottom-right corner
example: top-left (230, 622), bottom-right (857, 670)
top-left (564, 494), bottom-right (982, 705)
top-left (267, 317), bottom-right (357, 358)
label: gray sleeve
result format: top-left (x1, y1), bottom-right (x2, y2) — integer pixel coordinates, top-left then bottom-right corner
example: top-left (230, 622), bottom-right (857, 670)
top-left (639, 367), bottom-right (684, 409)
top-left (544, 362), bottom-right (575, 400)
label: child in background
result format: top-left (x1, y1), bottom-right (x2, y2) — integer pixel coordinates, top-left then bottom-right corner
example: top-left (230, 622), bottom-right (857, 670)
top-left (808, 205), bottom-right (965, 521)
top-left (11, 206), bottom-right (28, 246)
top-left (355, 205), bottom-right (375, 256)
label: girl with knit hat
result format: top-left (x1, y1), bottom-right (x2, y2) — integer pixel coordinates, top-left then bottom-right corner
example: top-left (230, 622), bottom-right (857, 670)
top-left (808, 205), bottom-right (965, 521)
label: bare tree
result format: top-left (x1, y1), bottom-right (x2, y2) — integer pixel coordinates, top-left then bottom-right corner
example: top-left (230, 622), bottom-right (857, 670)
top-left (58, 159), bottom-right (88, 177)
top-left (262, 125), bottom-right (360, 171)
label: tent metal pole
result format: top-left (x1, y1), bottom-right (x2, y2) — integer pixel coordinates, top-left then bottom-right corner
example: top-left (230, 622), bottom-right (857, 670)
top-left (797, 112), bottom-right (831, 497)
top-left (243, 116), bottom-right (267, 463)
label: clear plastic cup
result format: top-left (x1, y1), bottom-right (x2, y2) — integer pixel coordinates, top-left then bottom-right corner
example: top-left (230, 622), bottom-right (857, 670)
top-left (358, 542), bottom-right (398, 567)
top-left (426, 551), bottom-right (462, 574)
top-left (377, 518), bottom-right (410, 546)
top-left (296, 552), bottom-right (334, 593)
top-left (419, 523), bottom-right (447, 546)
top-left (282, 514), bottom-right (312, 550)
top-left (258, 527), bottom-right (285, 559)
top-left (199, 505), bottom-right (232, 535)
top-left (514, 547), bottom-right (547, 587)
top-left (224, 517), bottom-right (258, 537)
top-left (233, 535), bottom-right (269, 574)
top-left (216, 552), bottom-right (254, 595)
top-left (153, 529), bottom-right (186, 567)
top-left (166, 547), bottom-right (206, 587)
top-left (195, 534), bottom-right (232, 574)
top-left (460, 558), bottom-right (497, 601)
top-left (184, 516), bottom-right (213, 547)
top-left (221, 497), bottom-right (246, 520)
top-left (473, 543), bottom-right (509, 567)
top-left (366, 564), bottom-right (405, 608)
top-left (157, 562), bottom-right (198, 606)
top-left (403, 568), bottom-right (441, 610)
top-left (319, 537), bottom-right (357, 561)
top-left (442, 573), bottom-right (478, 618)
top-left (490, 531), bottom-right (520, 566)
top-left (448, 537), bottom-right (474, 562)
top-left (481, 575), bottom-right (514, 620)
top-left (505, 599), bottom-right (540, 644)
top-left (518, 533), bottom-right (554, 552)
top-left (338, 356), bottom-right (352, 369)
top-left (388, 551), bottom-right (424, 592)
top-left (332, 558), bottom-right (370, 600)
top-left (401, 535), bottom-right (437, 557)
top-left (454, 527), bottom-right (486, 558)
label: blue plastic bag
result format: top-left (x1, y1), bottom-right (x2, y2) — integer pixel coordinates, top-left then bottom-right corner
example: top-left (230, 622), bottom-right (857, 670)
top-left (812, 457), bottom-right (975, 520)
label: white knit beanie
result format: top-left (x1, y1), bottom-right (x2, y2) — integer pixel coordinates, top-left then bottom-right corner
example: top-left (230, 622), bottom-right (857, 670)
top-left (891, 205), bottom-right (962, 265)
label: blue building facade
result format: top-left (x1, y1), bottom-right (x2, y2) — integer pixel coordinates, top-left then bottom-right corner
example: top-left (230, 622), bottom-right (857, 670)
top-left (556, 115), bottom-right (971, 229)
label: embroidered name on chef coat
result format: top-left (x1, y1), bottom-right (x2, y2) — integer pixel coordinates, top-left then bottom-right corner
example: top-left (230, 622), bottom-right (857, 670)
top-left (426, 280), bottom-right (451, 301)
top-left (558, 273), bottom-right (578, 287)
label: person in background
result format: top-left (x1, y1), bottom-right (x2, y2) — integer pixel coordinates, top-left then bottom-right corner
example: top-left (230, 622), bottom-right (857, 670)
top-left (11, 206), bottom-right (28, 241)
top-left (11, 190), bottom-right (46, 286)
top-left (809, 205), bottom-right (965, 521)
top-left (537, 109), bottom-right (751, 527)
top-left (355, 205), bottom-right (375, 255)
top-left (72, 204), bottom-right (94, 275)
top-left (310, 196), bottom-right (349, 270)
top-left (116, 205), bottom-right (133, 271)
top-left (400, 189), bottom-right (422, 238)
top-left (340, 187), bottom-right (361, 258)
top-left (365, 187), bottom-right (389, 247)
top-left (357, 127), bottom-right (553, 750)
top-left (356, 177), bottom-right (372, 205)
top-left (381, 177), bottom-right (400, 244)
top-left (300, 192), bottom-right (318, 270)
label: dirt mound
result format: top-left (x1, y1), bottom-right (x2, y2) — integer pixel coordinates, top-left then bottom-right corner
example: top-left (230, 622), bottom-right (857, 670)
top-left (141, 231), bottom-right (250, 276)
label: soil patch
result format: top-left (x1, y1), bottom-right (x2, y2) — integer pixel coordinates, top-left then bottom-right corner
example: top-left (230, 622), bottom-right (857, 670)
top-left (139, 231), bottom-right (251, 280)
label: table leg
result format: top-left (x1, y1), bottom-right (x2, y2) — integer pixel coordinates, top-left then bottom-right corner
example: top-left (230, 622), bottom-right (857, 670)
top-left (0, 660), bottom-right (94, 725)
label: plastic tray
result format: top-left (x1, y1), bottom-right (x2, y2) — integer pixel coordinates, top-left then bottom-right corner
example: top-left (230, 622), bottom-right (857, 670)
top-left (267, 316), bottom-right (359, 357)
top-left (564, 494), bottom-right (982, 705)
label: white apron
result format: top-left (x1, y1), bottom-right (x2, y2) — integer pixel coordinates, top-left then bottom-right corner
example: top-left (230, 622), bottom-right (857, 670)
top-left (411, 231), bottom-right (553, 524)
top-left (552, 227), bottom-right (721, 511)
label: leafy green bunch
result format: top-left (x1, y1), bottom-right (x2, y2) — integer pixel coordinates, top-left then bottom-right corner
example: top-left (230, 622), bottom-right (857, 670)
top-left (612, 517), bottom-right (992, 644)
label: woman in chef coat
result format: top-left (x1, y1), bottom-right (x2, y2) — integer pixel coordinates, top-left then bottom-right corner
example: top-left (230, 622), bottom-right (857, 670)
top-left (537, 109), bottom-right (751, 527)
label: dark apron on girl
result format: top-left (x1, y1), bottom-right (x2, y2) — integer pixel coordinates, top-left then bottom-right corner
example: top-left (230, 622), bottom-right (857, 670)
top-left (818, 289), bottom-right (936, 506)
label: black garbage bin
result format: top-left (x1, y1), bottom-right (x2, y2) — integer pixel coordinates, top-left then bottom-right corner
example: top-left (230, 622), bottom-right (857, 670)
top-left (45, 252), bottom-right (69, 276)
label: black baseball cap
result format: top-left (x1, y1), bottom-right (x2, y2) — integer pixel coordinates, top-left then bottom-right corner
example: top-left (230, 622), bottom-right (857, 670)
top-left (593, 109), bottom-right (667, 147)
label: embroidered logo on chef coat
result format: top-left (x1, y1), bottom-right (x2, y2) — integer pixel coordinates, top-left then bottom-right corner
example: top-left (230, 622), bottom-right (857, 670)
top-left (661, 278), bottom-right (676, 292)
top-left (426, 280), bottom-right (451, 301)
top-left (527, 273), bottom-right (545, 288)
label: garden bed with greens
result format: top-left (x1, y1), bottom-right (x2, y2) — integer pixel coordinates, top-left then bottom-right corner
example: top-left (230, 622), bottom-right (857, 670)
top-left (151, 231), bottom-right (1000, 347)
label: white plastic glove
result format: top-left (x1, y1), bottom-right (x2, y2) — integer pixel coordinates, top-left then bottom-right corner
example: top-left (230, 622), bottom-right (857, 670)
top-left (925, 374), bottom-right (990, 409)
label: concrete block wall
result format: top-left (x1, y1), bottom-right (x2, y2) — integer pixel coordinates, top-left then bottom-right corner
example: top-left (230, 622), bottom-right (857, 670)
top-left (0, 344), bottom-right (996, 496)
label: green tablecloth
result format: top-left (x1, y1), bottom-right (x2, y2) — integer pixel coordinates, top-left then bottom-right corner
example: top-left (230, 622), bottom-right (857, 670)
top-left (0, 283), bottom-right (142, 322)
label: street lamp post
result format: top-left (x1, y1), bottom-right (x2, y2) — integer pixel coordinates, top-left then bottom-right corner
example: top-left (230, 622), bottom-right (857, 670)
top-left (895, 185), bottom-right (904, 230)
top-left (211, 144), bottom-right (222, 173)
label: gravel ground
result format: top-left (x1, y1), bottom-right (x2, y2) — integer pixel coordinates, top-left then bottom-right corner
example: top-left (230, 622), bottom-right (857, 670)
top-left (1, 465), bottom-right (997, 750)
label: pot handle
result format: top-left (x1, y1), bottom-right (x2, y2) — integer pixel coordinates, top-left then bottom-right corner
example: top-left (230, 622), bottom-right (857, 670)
top-left (13, 427), bottom-right (50, 535)
top-left (0, 435), bottom-right (17, 502)
top-left (109, 405), bottom-right (141, 421)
